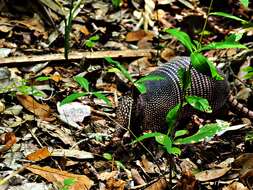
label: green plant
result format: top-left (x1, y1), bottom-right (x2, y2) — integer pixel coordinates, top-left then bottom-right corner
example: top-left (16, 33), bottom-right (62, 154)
top-left (84, 35), bottom-right (100, 48)
top-left (60, 76), bottom-right (112, 106)
top-left (64, 0), bottom-right (84, 60)
top-left (243, 66), bottom-right (253, 80)
top-left (0, 78), bottom-right (44, 97)
top-left (111, 0), bottom-right (121, 8)
top-left (105, 57), bottom-right (165, 94)
top-left (112, 0), bottom-right (249, 156)
top-left (103, 153), bottom-right (126, 171)
top-left (61, 178), bottom-right (76, 190)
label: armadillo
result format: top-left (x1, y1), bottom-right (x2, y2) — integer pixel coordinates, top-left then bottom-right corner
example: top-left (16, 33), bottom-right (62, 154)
top-left (116, 56), bottom-right (253, 133)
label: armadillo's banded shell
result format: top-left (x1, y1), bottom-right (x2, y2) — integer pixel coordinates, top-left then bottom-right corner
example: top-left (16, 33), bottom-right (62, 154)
top-left (117, 56), bottom-right (230, 132)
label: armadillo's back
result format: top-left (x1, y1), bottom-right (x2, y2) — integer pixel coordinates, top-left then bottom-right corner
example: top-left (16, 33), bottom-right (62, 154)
top-left (116, 56), bottom-right (230, 133)
top-left (138, 56), bottom-right (230, 132)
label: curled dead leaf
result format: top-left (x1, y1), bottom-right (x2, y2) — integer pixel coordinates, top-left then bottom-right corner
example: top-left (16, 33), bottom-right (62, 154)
top-left (0, 132), bottom-right (16, 154)
top-left (16, 94), bottom-right (52, 120)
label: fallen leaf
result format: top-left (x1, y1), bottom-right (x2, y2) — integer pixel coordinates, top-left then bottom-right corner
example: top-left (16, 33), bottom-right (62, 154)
top-left (145, 178), bottom-right (167, 190)
top-left (222, 182), bottom-right (249, 190)
top-left (126, 30), bottom-right (154, 42)
top-left (0, 132), bottom-right (16, 154)
top-left (106, 177), bottom-right (126, 190)
top-left (131, 168), bottom-right (145, 185)
top-left (16, 94), bottom-right (51, 119)
top-left (26, 165), bottom-right (93, 190)
top-left (195, 167), bottom-right (231, 181)
top-left (26, 147), bottom-right (51, 162)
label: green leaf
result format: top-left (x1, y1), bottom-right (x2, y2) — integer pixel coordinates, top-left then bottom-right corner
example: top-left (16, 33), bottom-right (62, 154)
top-left (112, 0), bottom-right (121, 8)
top-left (17, 85), bottom-right (33, 95)
top-left (154, 134), bottom-right (181, 156)
top-left (244, 72), bottom-right (253, 79)
top-left (73, 76), bottom-right (89, 92)
top-left (135, 75), bottom-right (165, 83)
top-left (186, 95), bottom-right (212, 113)
top-left (134, 83), bottom-right (147, 94)
top-left (85, 40), bottom-right (95, 48)
top-left (178, 68), bottom-right (191, 90)
top-left (155, 134), bottom-right (173, 152)
top-left (225, 33), bottom-right (244, 42)
top-left (175, 122), bottom-right (228, 144)
top-left (206, 59), bottom-right (224, 80)
top-left (35, 76), bottom-right (51, 81)
top-left (155, 133), bottom-right (171, 146)
top-left (131, 132), bottom-right (162, 144)
top-left (85, 35), bottom-right (100, 48)
top-left (103, 153), bottom-right (113, 160)
top-left (63, 178), bottom-right (75, 186)
top-left (245, 131), bottom-right (253, 142)
top-left (240, 0), bottom-right (249, 8)
top-left (135, 75), bottom-right (165, 94)
top-left (242, 66), bottom-right (253, 72)
top-left (190, 52), bottom-right (210, 75)
top-left (242, 66), bottom-right (253, 79)
top-left (190, 53), bottom-right (223, 80)
top-left (210, 12), bottom-right (248, 24)
top-left (60, 92), bottom-right (88, 106)
top-left (166, 103), bottom-right (181, 130)
top-left (89, 35), bottom-right (100, 41)
top-left (115, 161), bottom-right (126, 170)
top-left (105, 57), bottom-right (134, 83)
top-left (93, 92), bottom-right (112, 106)
top-left (165, 28), bottom-right (196, 52)
top-left (107, 67), bottom-right (121, 73)
top-left (200, 41), bottom-right (247, 51)
top-left (31, 90), bottom-right (44, 97)
top-left (175, 130), bottom-right (188, 138)
top-left (170, 147), bottom-right (181, 156)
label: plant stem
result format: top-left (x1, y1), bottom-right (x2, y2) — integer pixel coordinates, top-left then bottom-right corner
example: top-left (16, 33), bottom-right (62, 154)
top-left (198, 0), bottom-right (214, 48)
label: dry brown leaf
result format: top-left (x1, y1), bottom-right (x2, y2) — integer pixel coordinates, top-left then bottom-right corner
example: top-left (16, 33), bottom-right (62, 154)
top-left (160, 48), bottom-right (175, 61)
top-left (126, 30), bottom-right (154, 42)
top-left (14, 16), bottom-right (47, 38)
top-left (50, 73), bottom-right (62, 82)
top-left (145, 178), bottom-right (167, 190)
top-left (0, 132), bottom-right (16, 154)
top-left (222, 182), bottom-right (249, 190)
top-left (141, 155), bottom-right (158, 174)
top-left (106, 177), bottom-right (126, 190)
top-left (131, 168), bottom-right (145, 185)
top-left (26, 147), bottom-right (51, 162)
top-left (98, 171), bottom-right (118, 181)
top-left (195, 167), bottom-right (231, 181)
top-left (80, 25), bottom-right (90, 36)
top-left (41, 67), bottom-right (54, 75)
top-left (26, 165), bottom-right (93, 190)
top-left (16, 94), bottom-right (51, 119)
top-left (234, 153), bottom-right (253, 169)
top-left (233, 153), bottom-right (253, 188)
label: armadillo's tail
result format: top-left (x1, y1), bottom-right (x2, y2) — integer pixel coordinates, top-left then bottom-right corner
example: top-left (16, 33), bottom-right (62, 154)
top-left (228, 94), bottom-right (253, 119)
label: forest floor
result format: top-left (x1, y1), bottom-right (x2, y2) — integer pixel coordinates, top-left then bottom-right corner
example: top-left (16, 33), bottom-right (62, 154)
top-left (0, 0), bottom-right (253, 189)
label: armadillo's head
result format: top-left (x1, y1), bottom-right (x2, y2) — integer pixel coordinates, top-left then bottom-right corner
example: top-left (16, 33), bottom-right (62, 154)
top-left (115, 95), bottom-right (134, 128)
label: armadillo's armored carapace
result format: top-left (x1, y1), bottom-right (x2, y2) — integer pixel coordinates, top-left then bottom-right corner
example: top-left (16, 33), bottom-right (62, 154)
top-left (116, 56), bottom-right (253, 133)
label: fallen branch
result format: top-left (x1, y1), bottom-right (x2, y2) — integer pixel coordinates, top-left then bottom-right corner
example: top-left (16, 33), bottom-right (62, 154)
top-left (0, 49), bottom-right (158, 66)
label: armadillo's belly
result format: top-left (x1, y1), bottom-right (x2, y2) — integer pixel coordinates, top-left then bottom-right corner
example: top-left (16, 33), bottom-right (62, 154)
top-left (139, 57), bottom-right (230, 132)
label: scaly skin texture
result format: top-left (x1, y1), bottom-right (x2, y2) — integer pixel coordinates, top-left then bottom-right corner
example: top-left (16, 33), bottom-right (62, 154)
top-left (116, 56), bottom-right (252, 134)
